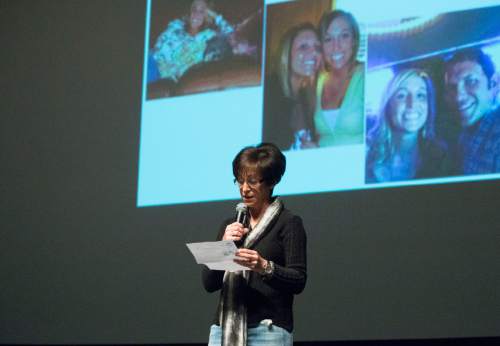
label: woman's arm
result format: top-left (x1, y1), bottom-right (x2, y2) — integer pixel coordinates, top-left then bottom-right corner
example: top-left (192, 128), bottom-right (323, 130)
top-left (207, 9), bottom-right (234, 35)
top-left (153, 19), bottom-right (185, 52)
top-left (264, 215), bottom-right (307, 294)
top-left (233, 213), bottom-right (307, 294)
top-left (202, 265), bottom-right (224, 292)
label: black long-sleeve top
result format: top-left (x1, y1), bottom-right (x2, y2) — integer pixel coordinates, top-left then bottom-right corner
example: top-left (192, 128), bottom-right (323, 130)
top-left (202, 207), bottom-right (307, 332)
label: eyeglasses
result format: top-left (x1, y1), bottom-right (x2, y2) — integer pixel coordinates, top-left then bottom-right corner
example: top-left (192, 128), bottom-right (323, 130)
top-left (234, 178), bottom-right (264, 189)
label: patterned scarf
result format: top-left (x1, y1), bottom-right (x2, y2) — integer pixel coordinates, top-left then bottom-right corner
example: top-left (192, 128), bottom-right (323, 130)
top-left (220, 198), bottom-right (283, 346)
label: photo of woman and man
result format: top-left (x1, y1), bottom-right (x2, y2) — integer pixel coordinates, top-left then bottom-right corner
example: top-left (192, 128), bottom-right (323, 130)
top-left (365, 4), bottom-right (500, 183)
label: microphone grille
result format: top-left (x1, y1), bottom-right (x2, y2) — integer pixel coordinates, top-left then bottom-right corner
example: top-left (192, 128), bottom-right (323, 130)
top-left (235, 202), bottom-right (247, 213)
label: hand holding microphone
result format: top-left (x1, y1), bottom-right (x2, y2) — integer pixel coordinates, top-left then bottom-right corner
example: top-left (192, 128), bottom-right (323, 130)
top-left (222, 222), bottom-right (248, 242)
top-left (222, 203), bottom-right (249, 244)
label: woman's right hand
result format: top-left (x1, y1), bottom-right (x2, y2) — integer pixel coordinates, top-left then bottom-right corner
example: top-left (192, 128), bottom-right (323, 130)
top-left (222, 222), bottom-right (249, 242)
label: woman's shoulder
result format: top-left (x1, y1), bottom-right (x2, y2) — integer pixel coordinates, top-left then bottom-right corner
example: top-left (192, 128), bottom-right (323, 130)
top-left (340, 62), bottom-right (365, 108)
top-left (314, 71), bottom-right (328, 103)
top-left (278, 207), bottom-right (305, 228)
top-left (264, 73), bottom-right (285, 97)
top-left (264, 75), bottom-right (295, 113)
top-left (349, 62), bottom-right (365, 85)
top-left (154, 19), bottom-right (186, 45)
top-left (166, 18), bottom-right (186, 31)
top-left (316, 70), bottom-right (328, 87)
top-left (353, 62), bottom-right (365, 73)
top-left (275, 208), bottom-right (307, 242)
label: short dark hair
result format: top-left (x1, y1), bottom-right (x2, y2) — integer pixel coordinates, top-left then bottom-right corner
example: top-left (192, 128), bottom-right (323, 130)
top-left (445, 48), bottom-right (496, 83)
top-left (232, 143), bottom-right (286, 187)
top-left (319, 10), bottom-right (360, 66)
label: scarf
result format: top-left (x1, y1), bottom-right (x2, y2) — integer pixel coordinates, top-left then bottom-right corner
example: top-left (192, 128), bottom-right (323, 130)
top-left (220, 198), bottom-right (283, 346)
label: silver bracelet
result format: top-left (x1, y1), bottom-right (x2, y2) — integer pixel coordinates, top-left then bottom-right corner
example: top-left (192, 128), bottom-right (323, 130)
top-left (262, 260), bottom-right (274, 277)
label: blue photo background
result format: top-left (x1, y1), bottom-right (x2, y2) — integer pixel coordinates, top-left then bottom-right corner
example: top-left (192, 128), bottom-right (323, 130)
top-left (137, 0), bottom-right (500, 206)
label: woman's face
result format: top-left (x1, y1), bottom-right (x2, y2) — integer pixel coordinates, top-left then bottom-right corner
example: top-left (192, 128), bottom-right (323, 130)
top-left (237, 169), bottom-right (272, 211)
top-left (190, 0), bottom-right (208, 32)
top-left (290, 29), bottom-right (322, 78)
top-left (322, 16), bottom-right (355, 70)
top-left (388, 75), bottom-right (429, 134)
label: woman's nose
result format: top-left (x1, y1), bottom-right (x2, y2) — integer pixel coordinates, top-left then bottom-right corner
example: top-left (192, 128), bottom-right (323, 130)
top-left (406, 95), bottom-right (414, 108)
top-left (331, 38), bottom-right (341, 50)
top-left (240, 182), bottom-right (251, 191)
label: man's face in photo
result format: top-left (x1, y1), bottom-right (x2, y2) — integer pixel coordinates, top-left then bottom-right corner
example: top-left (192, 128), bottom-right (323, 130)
top-left (445, 60), bottom-right (494, 127)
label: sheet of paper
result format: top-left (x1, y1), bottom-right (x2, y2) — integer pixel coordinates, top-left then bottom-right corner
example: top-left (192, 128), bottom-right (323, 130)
top-left (186, 240), bottom-right (248, 272)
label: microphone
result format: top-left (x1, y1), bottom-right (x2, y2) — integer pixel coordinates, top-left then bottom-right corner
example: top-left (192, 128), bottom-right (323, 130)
top-left (235, 203), bottom-right (248, 247)
top-left (235, 202), bottom-right (248, 227)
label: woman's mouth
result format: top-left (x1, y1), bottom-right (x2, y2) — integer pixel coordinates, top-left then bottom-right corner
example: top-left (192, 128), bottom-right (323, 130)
top-left (329, 53), bottom-right (346, 68)
top-left (303, 59), bottom-right (317, 66)
top-left (330, 53), bottom-right (344, 62)
top-left (403, 111), bottom-right (421, 120)
top-left (191, 18), bottom-right (203, 26)
top-left (301, 59), bottom-right (318, 74)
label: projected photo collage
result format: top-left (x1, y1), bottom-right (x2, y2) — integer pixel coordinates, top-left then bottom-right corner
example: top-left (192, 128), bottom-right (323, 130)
top-left (138, 0), bottom-right (500, 206)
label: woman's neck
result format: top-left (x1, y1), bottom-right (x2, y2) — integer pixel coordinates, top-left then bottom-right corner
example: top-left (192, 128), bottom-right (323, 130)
top-left (249, 201), bottom-right (270, 227)
top-left (329, 61), bottom-right (355, 82)
top-left (187, 24), bottom-right (200, 36)
top-left (389, 131), bottom-right (420, 180)
top-left (392, 131), bottom-right (419, 157)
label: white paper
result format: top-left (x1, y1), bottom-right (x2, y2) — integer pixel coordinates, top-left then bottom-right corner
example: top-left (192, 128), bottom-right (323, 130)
top-left (186, 240), bottom-right (248, 272)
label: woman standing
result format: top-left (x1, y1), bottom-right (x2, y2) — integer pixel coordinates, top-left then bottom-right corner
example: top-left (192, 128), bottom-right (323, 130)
top-left (366, 69), bottom-right (447, 182)
top-left (202, 143), bottom-right (307, 346)
top-left (314, 10), bottom-right (365, 147)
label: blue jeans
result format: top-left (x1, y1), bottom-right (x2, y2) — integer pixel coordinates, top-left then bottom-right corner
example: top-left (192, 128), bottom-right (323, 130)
top-left (208, 321), bottom-right (293, 346)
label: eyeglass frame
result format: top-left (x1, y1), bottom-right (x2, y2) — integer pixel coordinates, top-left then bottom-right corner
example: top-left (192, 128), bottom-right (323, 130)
top-left (233, 178), bottom-right (265, 189)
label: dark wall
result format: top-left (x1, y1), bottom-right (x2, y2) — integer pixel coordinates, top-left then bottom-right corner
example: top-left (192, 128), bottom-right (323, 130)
top-left (1, 1), bottom-right (499, 344)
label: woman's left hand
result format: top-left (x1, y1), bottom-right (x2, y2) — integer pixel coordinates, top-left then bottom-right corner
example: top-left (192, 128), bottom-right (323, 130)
top-left (234, 248), bottom-right (267, 274)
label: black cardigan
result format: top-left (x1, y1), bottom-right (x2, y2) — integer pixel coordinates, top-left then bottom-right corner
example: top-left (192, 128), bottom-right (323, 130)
top-left (201, 207), bottom-right (307, 332)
